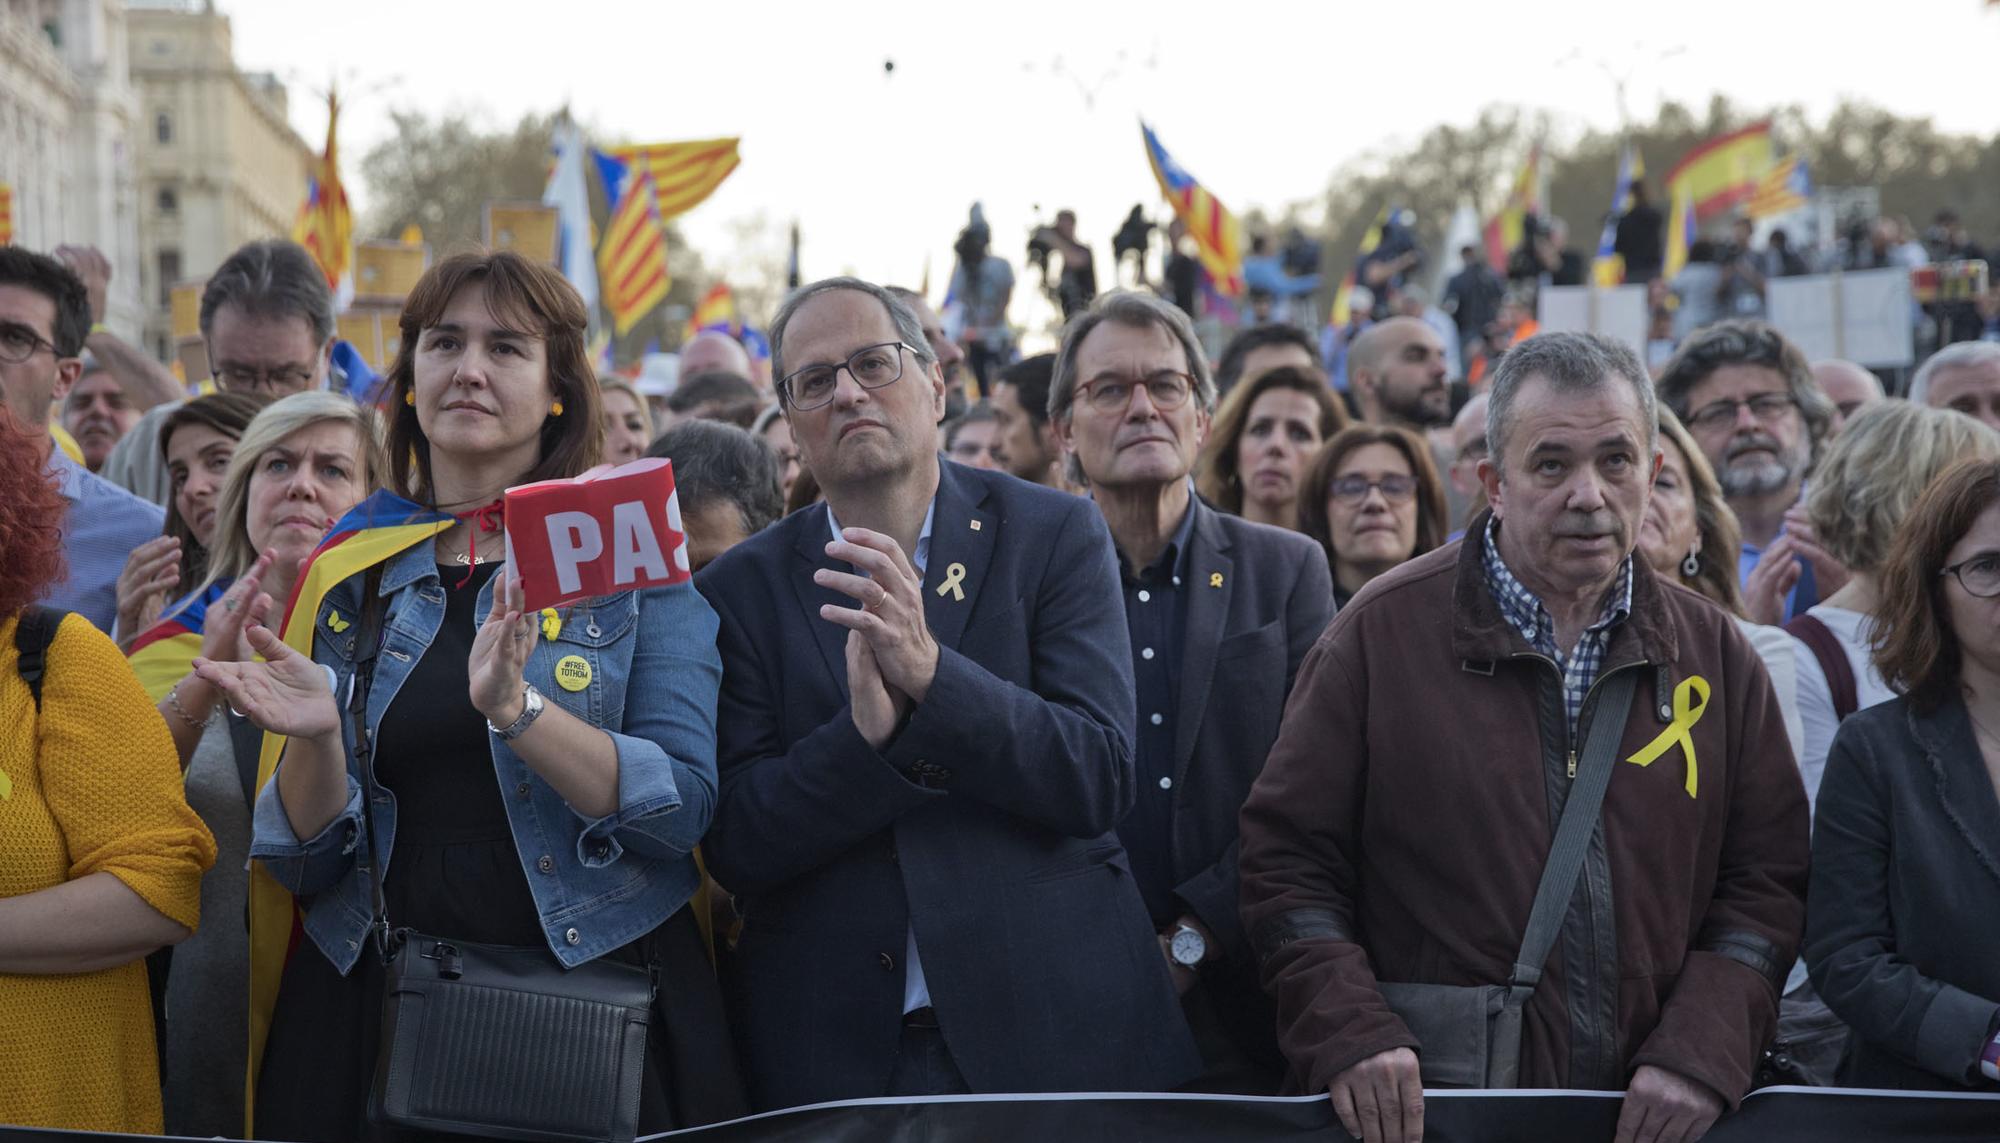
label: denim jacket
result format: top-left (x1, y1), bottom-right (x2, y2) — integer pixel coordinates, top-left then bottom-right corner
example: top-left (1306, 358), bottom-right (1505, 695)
top-left (249, 541), bottom-right (721, 974)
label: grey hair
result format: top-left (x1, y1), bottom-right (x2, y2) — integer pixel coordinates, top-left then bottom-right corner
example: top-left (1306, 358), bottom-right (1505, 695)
top-left (767, 276), bottom-right (936, 407)
top-left (1048, 290), bottom-right (1218, 426)
top-left (1485, 331), bottom-right (1658, 468)
top-left (1910, 341), bottom-right (2000, 406)
top-left (1653, 319), bottom-right (1833, 466)
top-left (199, 239), bottom-right (336, 346)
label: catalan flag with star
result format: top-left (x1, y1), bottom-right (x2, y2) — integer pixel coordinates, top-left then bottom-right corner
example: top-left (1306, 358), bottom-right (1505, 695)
top-left (605, 138), bottom-right (741, 220)
top-left (592, 150), bottom-right (673, 336)
top-left (245, 491), bottom-right (455, 1122)
top-left (126, 580), bottom-right (236, 703)
top-left (1141, 122), bottom-right (1245, 297)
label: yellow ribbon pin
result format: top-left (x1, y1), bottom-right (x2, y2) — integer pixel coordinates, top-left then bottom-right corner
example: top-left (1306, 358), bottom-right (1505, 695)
top-left (541, 608), bottom-right (561, 642)
top-left (0, 767), bottom-right (11, 800)
top-left (326, 610), bottom-right (351, 633)
top-left (935, 562), bottom-right (968, 602)
top-left (1209, 573), bottom-right (1224, 588)
top-left (1627, 675), bottom-right (1710, 799)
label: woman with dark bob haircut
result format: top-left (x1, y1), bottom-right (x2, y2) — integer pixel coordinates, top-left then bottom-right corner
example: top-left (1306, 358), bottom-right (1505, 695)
top-left (195, 251), bottom-right (744, 1136)
top-left (0, 408), bottom-right (215, 1133)
top-left (1297, 424), bottom-right (1447, 609)
top-left (1806, 457), bottom-right (2000, 1090)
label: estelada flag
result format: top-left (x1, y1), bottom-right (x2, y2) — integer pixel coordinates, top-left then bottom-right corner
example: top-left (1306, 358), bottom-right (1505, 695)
top-left (1141, 122), bottom-right (1245, 297)
top-left (244, 491), bottom-right (454, 1128)
top-left (503, 457), bottom-right (691, 612)
top-left (127, 579), bottom-right (234, 702)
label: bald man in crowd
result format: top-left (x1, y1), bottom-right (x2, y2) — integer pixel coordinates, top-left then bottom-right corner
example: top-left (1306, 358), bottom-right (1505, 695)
top-left (682, 330), bottom-right (756, 385)
top-left (1347, 316), bottom-right (1451, 433)
top-left (1810, 360), bottom-right (1883, 436)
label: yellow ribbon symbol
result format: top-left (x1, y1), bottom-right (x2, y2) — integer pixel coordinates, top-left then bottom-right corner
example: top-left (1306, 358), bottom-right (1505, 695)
top-left (326, 610), bottom-right (351, 633)
top-left (935, 562), bottom-right (968, 602)
top-left (540, 608), bottom-right (561, 642)
top-left (1626, 675), bottom-right (1710, 799)
top-left (0, 767), bottom-right (11, 800)
top-left (1209, 573), bottom-right (1224, 588)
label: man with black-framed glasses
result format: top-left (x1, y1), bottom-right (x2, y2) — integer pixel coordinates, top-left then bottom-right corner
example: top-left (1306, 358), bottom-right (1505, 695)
top-left (1050, 290), bottom-right (1333, 1092)
top-left (696, 276), bottom-right (1198, 1109)
top-left (0, 247), bottom-right (164, 632)
top-left (1656, 319), bottom-right (1841, 624)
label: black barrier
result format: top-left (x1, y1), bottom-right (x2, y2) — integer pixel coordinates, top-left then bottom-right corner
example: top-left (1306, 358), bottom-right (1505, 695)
top-left (5, 1088), bottom-right (1998, 1143)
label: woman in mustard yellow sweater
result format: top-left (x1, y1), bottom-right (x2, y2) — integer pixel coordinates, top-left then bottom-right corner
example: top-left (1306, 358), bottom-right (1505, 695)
top-left (0, 402), bottom-right (216, 1133)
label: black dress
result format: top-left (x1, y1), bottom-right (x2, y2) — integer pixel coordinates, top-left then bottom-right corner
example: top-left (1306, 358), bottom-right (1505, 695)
top-left (255, 564), bottom-right (745, 1140)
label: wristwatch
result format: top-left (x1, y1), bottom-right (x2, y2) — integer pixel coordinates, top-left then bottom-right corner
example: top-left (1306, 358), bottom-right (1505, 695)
top-left (1169, 923), bottom-right (1208, 969)
top-left (488, 683), bottom-right (546, 741)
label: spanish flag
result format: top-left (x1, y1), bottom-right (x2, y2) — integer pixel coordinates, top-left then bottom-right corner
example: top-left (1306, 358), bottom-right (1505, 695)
top-left (127, 579), bottom-right (235, 702)
top-left (1664, 121), bottom-right (1774, 226)
top-left (244, 492), bottom-right (454, 1131)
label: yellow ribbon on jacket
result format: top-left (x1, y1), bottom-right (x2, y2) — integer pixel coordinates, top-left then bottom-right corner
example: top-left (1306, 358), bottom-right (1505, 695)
top-left (1626, 675), bottom-right (1709, 799)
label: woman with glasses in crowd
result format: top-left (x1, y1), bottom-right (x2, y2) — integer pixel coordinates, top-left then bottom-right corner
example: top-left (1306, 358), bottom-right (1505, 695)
top-left (1195, 365), bottom-right (1349, 532)
top-left (193, 251), bottom-right (742, 1138)
top-left (113, 392), bottom-right (269, 648)
top-left (599, 377), bottom-right (656, 465)
top-left (1298, 424), bottom-right (1447, 609)
top-left (126, 391), bottom-right (379, 1138)
top-left (0, 409), bottom-right (215, 1134)
top-left (1807, 457), bottom-right (2000, 1090)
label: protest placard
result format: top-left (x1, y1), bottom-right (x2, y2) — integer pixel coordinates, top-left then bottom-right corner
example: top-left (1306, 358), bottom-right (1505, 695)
top-left (1536, 284), bottom-right (1650, 357)
top-left (1765, 269), bottom-right (1915, 367)
top-left (504, 457), bottom-right (690, 611)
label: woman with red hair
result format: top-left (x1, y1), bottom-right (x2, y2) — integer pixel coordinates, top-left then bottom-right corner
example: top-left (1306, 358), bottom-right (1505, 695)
top-left (0, 410), bottom-right (216, 1133)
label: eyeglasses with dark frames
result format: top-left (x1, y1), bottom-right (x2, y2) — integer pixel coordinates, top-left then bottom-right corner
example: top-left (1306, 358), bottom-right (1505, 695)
top-left (1940, 553), bottom-right (2000, 599)
top-left (1073, 371), bottom-right (1195, 414)
top-left (780, 341), bottom-right (914, 411)
top-left (1329, 473), bottom-right (1419, 505)
top-left (0, 321), bottom-right (60, 365)
top-left (1687, 393), bottom-right (1797, 431)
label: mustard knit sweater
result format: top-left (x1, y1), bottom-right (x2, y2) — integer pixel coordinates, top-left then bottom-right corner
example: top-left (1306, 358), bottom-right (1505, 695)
top-left (0, 613), bottom-right (217, 1133)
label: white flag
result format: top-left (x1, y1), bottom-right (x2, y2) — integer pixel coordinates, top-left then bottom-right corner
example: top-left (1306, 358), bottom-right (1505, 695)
top-left (543, 119), bottom-right (600, 317)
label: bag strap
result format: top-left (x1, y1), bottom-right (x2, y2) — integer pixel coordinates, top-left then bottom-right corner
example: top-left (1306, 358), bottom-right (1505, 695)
top-left (344, 568), bottom-right (397, 954)
top-left (1784, 614), bottom-right (1858, 721)
top-left (15, 605), bottom-right (62, 711)
top-left (1506, 667), bottom-right (1639, 1000)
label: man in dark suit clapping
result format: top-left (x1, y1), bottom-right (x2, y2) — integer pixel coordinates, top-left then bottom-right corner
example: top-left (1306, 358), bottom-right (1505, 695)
top-left (1050, 291), bottom-right (1335, 1091)
top-left (696, 277), bottom-right (1198, 1111)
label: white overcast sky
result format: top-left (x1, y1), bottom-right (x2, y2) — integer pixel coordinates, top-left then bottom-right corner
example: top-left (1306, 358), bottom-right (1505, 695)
top-left (228, 0), bottom-right (1999, 320)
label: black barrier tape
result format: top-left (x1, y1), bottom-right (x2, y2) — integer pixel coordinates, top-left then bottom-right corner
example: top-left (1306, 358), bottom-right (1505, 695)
top-left (4, 1087), bottom-right (1998, 1143)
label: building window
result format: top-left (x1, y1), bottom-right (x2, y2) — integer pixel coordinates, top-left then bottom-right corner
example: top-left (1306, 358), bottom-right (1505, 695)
top-left (158, 250), bottom-right (181, 307)
top-left (156, 113), bottom-right (172, 145)
top-left (157, 187), bottom-right (178, 215)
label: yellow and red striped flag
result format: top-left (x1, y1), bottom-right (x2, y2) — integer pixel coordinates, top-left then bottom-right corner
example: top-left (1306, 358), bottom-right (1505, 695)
top-left (683, 283), bottom-right (738, 343)
top-left (1743, 156), bottom-right (1813, 221)
top-left (0, 184), bottom-right (13, 246)
top-left (1140, 122), bottom-right (1245, 296)
top-left (1664, 122), bottom-right (1774, 226)
top-left (606, 138), bottom-right (741, 220)
top-left (596, 168), bottom-right (672, 336)
top-left (290, 90), bottom-right (353, 298)
top-left (1484, 144), bottom-right (1543, 267)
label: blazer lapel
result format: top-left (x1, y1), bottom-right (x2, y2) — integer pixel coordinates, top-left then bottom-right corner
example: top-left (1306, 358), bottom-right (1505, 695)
top-left (920, 463), bottom-right (995, 652)
top-left (790, 512), bottom-right (850, 690)
top-left (1919, 700), bottom-right (2000, 893)
top-left (1172, 502), bottom-right (1233, 786)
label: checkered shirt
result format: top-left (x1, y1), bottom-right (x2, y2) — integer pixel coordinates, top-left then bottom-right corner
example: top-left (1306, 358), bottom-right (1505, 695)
top-left (1480, 515), bottom-right (1634, 741)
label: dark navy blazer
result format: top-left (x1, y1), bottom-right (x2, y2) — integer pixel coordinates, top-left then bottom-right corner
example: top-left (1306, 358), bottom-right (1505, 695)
top-left (697, 459), bottom-right (1200, 1111)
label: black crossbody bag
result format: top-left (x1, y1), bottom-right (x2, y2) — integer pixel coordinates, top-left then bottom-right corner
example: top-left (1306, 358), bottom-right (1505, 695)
top-left (345, 572), bottom-right (655, 1143)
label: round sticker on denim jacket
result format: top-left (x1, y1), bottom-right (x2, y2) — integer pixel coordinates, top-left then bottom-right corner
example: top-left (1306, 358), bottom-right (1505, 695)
top-left (554, 655), bottom-right (592, 692)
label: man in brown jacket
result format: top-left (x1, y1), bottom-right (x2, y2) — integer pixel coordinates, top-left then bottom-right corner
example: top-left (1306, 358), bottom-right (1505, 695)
top-left (1239, 332), bottom-right (1808, 1143)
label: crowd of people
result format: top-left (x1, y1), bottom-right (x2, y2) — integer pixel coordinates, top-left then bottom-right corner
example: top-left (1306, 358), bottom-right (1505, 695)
top-left (1, 213), bottom-right (1999, 1143)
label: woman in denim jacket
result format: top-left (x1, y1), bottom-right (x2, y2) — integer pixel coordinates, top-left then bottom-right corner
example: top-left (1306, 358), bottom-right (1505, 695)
top-left (197, 252), bottom-right (744, 1139)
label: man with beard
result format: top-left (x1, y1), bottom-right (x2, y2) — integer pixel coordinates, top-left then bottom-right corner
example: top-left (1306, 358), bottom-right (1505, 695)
top-left (989, 353), bottom-right (1070, 490)
top-left (1655, 320), bottom-right (1840, 624)
top-left (1241, 331), bottom-right (1807, 1143)
top-left (60, 359), bottom-right (142, 472)
top-left (1348, 317), bottom-right (1451, 432)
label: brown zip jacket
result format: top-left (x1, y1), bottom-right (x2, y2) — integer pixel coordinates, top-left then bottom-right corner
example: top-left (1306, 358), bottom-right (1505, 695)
top-left (1238, 518), bottom-right (1808, 1104)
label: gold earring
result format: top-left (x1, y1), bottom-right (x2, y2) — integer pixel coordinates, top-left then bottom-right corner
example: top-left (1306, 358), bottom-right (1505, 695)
top-left (403, 389), bottom-right (415, 406)
top-left (550, 399), bottom-right (565, 417)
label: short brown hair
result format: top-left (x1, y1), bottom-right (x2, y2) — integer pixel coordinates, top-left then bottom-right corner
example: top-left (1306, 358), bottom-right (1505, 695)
top-left (1298, 424), bottom-right (1448, 579)
top-left (1873, 457), bottom-right (2000, 713)
top-left (381, 251), bottom-right (602, 501)
top-left (1195, 366), bottom-right (1350, 514)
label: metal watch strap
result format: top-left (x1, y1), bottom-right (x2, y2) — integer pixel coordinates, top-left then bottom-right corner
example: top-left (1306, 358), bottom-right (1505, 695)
top-left (489, 682), bottom-right (544, 740)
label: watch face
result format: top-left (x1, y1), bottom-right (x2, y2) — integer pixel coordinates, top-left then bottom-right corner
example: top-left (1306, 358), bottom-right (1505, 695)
top-left (1170, 927), bottom-right (1205, 966)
